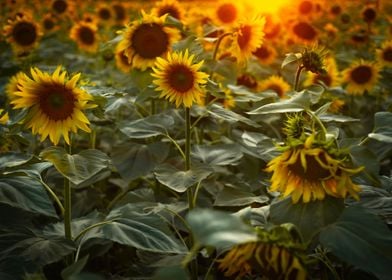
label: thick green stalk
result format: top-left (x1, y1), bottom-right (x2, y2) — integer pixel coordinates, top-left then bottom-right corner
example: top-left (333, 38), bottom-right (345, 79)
top-left (185, 107), bottom-right (194, 210)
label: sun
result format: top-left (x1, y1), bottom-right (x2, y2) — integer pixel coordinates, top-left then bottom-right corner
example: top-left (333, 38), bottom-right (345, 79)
top-left (245, 0), bottom-right (292, 14)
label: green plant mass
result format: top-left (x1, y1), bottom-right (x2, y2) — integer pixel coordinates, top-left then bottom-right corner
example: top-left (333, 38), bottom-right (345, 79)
top-left (1, 0), bottom-right (392, 279)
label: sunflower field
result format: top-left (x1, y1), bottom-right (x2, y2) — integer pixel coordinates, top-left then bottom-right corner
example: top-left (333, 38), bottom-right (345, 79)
top-left (1, 0), bottom-right (392, 279)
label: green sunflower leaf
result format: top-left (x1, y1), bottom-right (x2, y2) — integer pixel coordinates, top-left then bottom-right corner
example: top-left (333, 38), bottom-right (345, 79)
top-left (368, 112), bottom-right (392, 143)
top-left (191, 143), bottom-right (243, 166)
top-left (119, 114), bottom-right (175, 139)
top-left (320, 206), bottom-right (392, 280)
top-left (154, 163), bottom-right (213, 193)
top-left (186, 208), bottom-right (258, 250)
top-left (281, 52), bottom-right (302, 69)
top-left (214, 187), bottom-right (269, 207)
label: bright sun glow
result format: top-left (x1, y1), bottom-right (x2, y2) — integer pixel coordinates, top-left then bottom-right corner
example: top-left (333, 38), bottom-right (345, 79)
top-left (246, 0), bottom-right (293, 13)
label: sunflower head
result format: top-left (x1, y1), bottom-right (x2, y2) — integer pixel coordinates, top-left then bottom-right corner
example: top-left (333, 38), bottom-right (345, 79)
top-left (115, 41), bottom-right (132, 73)
top-left (151, 49), bottom-right (209, 108)
top-left (283, 113), bottom-right (307, 141)
top-left (301, 46), bottom-right (327, 75)
top-left (69, 21), bottom-right (99, 53)
top-left (151, 0), bottom-right (184, 21)
top-left (253, 43), bottom-right (277, 65)
top-left (361, 6), bottom-right (377, 23)
top-left (376, 40), bottom-right (392, 67)
top-left (118, 11), bottom-right (181, 70)
top-left (258, 75), bottom-right (291, 98)
top-left (342, 59), bottom-right (381, 95)
top-left (304, 55), bottom-right (341, 88)
top-left (290, 20), bottom-right (318, 44)
top-left (213, 0), bottom-right (242, 26)
top-left (9, 66), bottom-right (95, 145)
top-left (237, 73), bottom-right (258, 90)
top-left (265, 134), bottom-right (364, 203)
top-left (218, 226), bottom-right (307, 279)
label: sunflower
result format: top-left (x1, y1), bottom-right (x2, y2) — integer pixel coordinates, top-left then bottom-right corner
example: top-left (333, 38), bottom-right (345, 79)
top-left (218, 227), bottom-right (307, 279)
top-left (96, 3), bottom-right (112, 23)
top-left (361, 5), bottom-right (377, 24)
top-left (112, 2), bottom-right (128, 25)
top-left (263, 15), bottom-right (281, 41)
top-left (265, 134), bottom-right (363, 203)
top-left (69, 21), bottom-right (99, 53)
top-left (304, 55), bottom-right (341, 88)
top-left (5, 71), bottom-right (26, 101)
top-left (10, 66), bottom-right (94, 145)
top-left (212, 0), bottom-right (242, 26)
top-left (258, 75), bottom-right (291, 98)
top-left (151, 0), bottom-right (184, 22)
top-left (297, 0), bottom-right (314, 16)
top-left (42, 13), bottom-right (59, 34)
top-left (118, 11), bottom-right (181, 71)
top-left (3, 13), bottom-right (42, 54)
top-left (237, 73), bottom-right (258, 90)
top-left (229, 16), bottom-right (265, 63)
top-left (376, 40), bottom-right (392, 67)
top-left (0, 109), bottom-right (9, 125)
top-left (253, 43), bottom-right (277, 65)
top-left (115, 41), bottom-right (132, 73)
top-left (151, 49), bottom-right (209, 108)
top-left (342, 59), bottom-right (381, 95)
top-left (50, 0), bottom-right (74, 17)
top-left (290, 20), bottom-right (318, 45)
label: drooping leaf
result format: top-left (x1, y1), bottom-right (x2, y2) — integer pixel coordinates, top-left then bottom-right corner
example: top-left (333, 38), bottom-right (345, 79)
top-left (368, 112), bottom-right (392, 143)
top-left (0, 176), bottom-right (57, 217)
top-left (154, 163), bottom-right (213, 192)
top-left (40, 147), bottom-right (111, 186)
top-left (186, 208), bottom-right (258, 250)
top-left (3, 162), bottom-right (52, 180)
top-left (319, 114), bottom-right (360, 123)
top-left (192, 144), bottom-right (243, 166)
top-left (214, 187), bottom-right (269, 207)
top-left (270, 197), bottom-right (344, 241)
top-left (320, 207), bottom-right (392, 280)
top-left (208, 104), bottom-right (260, 127)
top-left (119, 114), bottom-right (175, 139)
top-left (281, 52), bottom-right (302, 69)
top-left (236, 131), bottom-right (279, 161)
top-left (112, 142), bottom-right (169, 182)
top-left (0, 152), bottom-right (33, 170)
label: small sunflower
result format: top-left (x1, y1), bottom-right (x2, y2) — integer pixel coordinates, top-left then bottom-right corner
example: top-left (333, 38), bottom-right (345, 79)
top-left (258, 75), bottom-right (291, 98)
top-left (253, 43), bottom-right (277, 65)
top-left (342, 59), bottom-right (381, 95)
top-left (96, 3), bottom-right (112, 23)
top-left (361, 6), bottom-right (377, 24)
top-left (112, 2), bottom-right (128, 25)
top-left (50, 0), bottom-right (74, 17)
top-left (115, 41), bottom-right (132, 73)
top-left (119, 11), bottom-right (181, 70)
top-left (5, 71), bottom-right (27, 101)
top-left (218, 227), bottom-right (307, 279)
top-left (10, 66), bottom-right (94, 145)
top-left (151, 0), bottom-right (184, 22)
top-left (229, 16), bottom-right (265, 63)
top-left (3, 14), bottom-right (42, 54)
top-left (297, 0), bottom-right (314, 16)
top-left (42, 13), bottom-right (59, 33)
top-left (151, 49), bottom-right (209, 108)
top-left (69, 21), bottom-right (99, 53)
top-left (265, 134), bottom-right (363, 203)
top-left (290, 20), bottom-right (318, 45)
top-left (376, 40), bottom-right (392, 67)
top-left (304, 55), bottom-right (341, 88)
top-left (212, 0), bottom-right (242, 26)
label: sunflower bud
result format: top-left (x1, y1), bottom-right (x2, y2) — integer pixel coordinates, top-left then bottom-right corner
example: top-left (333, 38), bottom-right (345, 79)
top-left (301, 47), bottom-right (327, 75)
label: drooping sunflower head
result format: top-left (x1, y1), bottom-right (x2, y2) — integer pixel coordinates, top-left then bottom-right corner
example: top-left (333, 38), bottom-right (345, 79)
top-left (304, 55), bottom-right (341, 88)
top-left (10, 66), bottom-right (95, 145)
top-left (151, 0), bottom-right (184, 22)
top-left (230, 16), bottom-right (265, 64)
top-left (301, 46), bottom-right (327, 75)
top-left (118, 11), bottom-right (181, 70)
top-left (69, 21), bottom-right (99, 53)
top-left (258, 75), bottom-right (291, 98)
top-left (3, 13), bottom-right (42, 55)
top-left (151, 49), bottom-right (209, 108)
top-left (218, 226), bottom-right (308, 279)
top-left (376, 40), bottom-right (392, 68)
top-left (252, 43), bottom-right (278, 65)
top-left (265, 134), bottom-right (364, 203)
top-left (342, 59), bottom-right (381, 95)
top-left (283, 113), bottom-right (307, 141)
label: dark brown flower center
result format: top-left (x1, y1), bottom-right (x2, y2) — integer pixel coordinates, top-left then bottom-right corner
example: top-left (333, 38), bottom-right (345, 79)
top-left (158, 6), bottom-right (180, 19)
top-left (98, 8), bottom-right (111, 20)
top-left (237, 25), bottom-right (252, 50)
top-left (52, 0), bottom-right (67, 14)
top-left (330, 5), bottom-right (341, 15)
top-left (253, 45), bottom-right (270, 60)
top-left (382, 47), bottom-right (392, 62)
top-left (292, 22), bottom-right (317, 41)
top-left (119, 50), bottom-right (130, 65)
top-left (131, 23), bottom-right (169, 59)
top-left (299, 0), bottom-right (313, 14)
top-left (314, 73), bottom-right (332, 87)
top-left (217, 3), bottom-right (237, 24)
top-left (39, 84), bottom-right (76, 121)
top-left (78, 26), bottom-right (95, 45)
top-left (362, 7), bottom-right (376, 23)
top-left (113, 4), bottom-right (126, 21)
top-left (12, 21), bottom-right (37, 46)
top-left (237, 74), bottom-right (257, 89)
top-left (167, 64), bottom-right (194, 93)
top-left (265, 23), bottom-right (280, 39)
top-left (43, 18), bottom-right (55, 30)
top-left (288, 152), bottom-right (331, 180)
top-left (350, 65), bottom-right (372, 84)
top-left (267, 84), bottom-right (284, 97)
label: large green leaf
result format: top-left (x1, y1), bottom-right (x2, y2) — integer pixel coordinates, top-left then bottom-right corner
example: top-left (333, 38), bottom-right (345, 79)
top-left (270, 197), bottom-right (344, 241)
top-left (112, 142), bottom-right (169, 182)
top-left (236, 131), bottom-right (279, 161)
top-left (0, 176), bottom-right (57, 217)
top-left (40, 147), bottom-right (111, 186)
top-left (368, 112), bottom-right (392, 143)
top-left (186, 208), bottom-right (258, 250)
top-left (100, 205), bottom-right (187, 254)
top-left (214, 187), bottom-right (269, 207)
top-left (119, 114), bottom-right (175, 139)
top-left (191, 144), bottom-right (243, 166)
top-left (207, 104), bottom-right (260, 127)
top-left (154, 163), bottom-right (213, 192)
top-left (320, 207), bottom-right (392, 280)
top-left (350, 145), bottom-right (380, 185)
top-left (0, 152), bottom-right (33, 170)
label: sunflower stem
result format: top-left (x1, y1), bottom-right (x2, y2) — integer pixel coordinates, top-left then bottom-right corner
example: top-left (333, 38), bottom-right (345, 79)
top-left (63, 175), bottom-right (73, 265)
top-left (40, 179), bottom-right (64, 217)
top-left (212, 32), bottom-right (232, 61)
top-left (89, 129), bottom-right (96, 149)
top-left (294, 64), bottom-right (305, 91)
